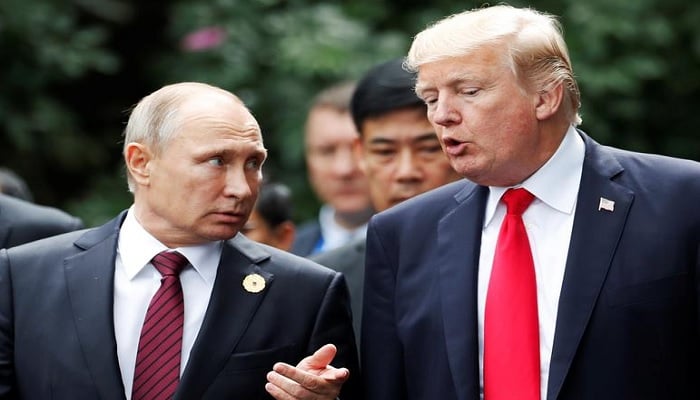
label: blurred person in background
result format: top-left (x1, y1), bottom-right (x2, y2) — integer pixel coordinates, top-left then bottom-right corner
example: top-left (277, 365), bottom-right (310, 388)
top-left (291, 81), bottom-right (374, 256)
top-left (312, 58), bottom-right (461, 343)
top-left (0, 166), bottom-right (84, 249)
top-left (0, 82), bottom-right (360, 400)
top-left (241, 181), bottom-right (296, 251)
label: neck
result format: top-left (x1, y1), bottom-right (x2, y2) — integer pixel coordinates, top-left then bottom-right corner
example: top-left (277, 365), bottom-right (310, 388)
top-left (333, 206), bottom-right (375, 229)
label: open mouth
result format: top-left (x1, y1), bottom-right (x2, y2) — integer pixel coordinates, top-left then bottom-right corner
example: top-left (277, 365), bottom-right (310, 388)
top-left (442, 137), bottom-right (468, 155)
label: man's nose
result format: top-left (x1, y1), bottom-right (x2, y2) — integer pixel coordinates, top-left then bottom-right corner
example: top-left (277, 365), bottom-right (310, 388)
top-left (430, 96), bottom-right (460, 127)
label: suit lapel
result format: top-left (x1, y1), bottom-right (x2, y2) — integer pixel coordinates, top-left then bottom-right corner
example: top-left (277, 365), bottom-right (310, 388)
top-left (547, 135), bottom-right (634, 399)
top-left (64, 214), bottom-right (127, 400)
top-left (438, 184), bottom-right (488, 400)
top-left (176, 235), bottom-right (273, 400)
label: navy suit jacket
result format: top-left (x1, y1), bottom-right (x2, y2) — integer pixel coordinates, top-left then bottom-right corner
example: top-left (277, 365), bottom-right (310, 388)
top-left (291, 219), bottom-right (322, 257)
top-left (312, 236), bottom-right (366, 346)
top-left (361, 132), bottom-right (700, 399)
top-left (0, 211), bottom-right (360, 400)
top-left (0, 194), bottom-right (83, 249)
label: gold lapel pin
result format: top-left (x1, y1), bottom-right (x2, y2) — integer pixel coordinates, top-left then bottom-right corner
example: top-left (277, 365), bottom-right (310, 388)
top-left (242, 273), bottom-right (266, 293)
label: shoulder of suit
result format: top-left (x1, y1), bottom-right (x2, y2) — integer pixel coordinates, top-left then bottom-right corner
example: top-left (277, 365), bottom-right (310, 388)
top-left (233, 234), bottom-right (340, 279)
top-left (0, 194), bottom-right (82, 229)
top-left (600, 144), bottom-right (700, 191)
top-left (370, 179), bottom-right (472, 224)
top-left (311, 236), bottom-right (364, 263)
top-left (3, 228), bottom-right (87, 265)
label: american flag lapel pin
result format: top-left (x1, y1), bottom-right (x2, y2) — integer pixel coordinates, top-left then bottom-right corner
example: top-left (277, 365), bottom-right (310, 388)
top-left (598, 197), bottom-right (615, 212)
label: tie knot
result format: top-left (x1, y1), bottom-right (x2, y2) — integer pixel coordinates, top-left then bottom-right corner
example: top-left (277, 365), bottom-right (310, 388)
top-left (151, 251), bottom-right (189, 277)
top-left (502, 188), bottom-right (535, 216)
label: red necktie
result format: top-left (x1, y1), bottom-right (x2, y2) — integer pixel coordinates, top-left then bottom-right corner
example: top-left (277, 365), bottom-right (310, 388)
top-left (132, 251), bottom-right (188, 400)
top-left (484, 188), bottom-right (540, 400)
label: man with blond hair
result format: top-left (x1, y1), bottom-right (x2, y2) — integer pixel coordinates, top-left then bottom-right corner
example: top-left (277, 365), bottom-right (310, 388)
top-left (362, 5), bottom-right (700, 400)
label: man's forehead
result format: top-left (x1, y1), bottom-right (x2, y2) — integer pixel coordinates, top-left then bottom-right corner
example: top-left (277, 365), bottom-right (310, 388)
top-left (180, 110), bottom-right (260, 135)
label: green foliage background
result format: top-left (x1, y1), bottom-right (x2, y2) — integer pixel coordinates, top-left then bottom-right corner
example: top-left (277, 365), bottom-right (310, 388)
top-left (1, 0), bottom-right (698, 227)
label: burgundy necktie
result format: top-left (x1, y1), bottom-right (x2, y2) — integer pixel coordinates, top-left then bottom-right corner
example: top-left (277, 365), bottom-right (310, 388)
top-left (132, 251), bottom-right (188, 400)
top-left (484, 188), bottom-right (540, 400)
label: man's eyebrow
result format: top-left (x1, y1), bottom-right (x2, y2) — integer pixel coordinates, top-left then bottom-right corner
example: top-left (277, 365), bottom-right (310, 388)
top-left (415, 72), bottom-right (480, 96)
top-left (414, 82), bottom-right (431, 97)
top-left (367, 133), bottom-right (438, 147)
top-left (368, 137), bottom-right (398, 145)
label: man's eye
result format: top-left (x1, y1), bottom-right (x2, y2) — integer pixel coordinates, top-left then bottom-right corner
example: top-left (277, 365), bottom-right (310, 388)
top-left (371, 148), bottom-right (396, 157)
top-left (245, 158), bottom-right (261, 170)
top-left (208, 157), bottom-right (224, 166)
top-left (315, 147), bottom-right (336, 157)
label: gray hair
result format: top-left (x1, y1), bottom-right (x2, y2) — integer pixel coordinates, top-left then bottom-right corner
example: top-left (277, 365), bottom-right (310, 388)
top-left (406, 5), bottom-right (582, 125)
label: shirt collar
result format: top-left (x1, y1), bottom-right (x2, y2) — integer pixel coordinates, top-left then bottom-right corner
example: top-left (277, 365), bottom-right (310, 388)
top-left (483, 126), bottom-right (585, 227)
top-left (318, 204), bottom-right (367, 246)
top-left (117, 206), bottom-right (222, 284)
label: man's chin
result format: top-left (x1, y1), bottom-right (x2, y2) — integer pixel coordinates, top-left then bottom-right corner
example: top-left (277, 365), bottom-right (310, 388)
top-left (202, 227), bottom-right (241, 242)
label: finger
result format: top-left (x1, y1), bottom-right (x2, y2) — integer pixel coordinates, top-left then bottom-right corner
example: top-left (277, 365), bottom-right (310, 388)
top-left (268, 366), bottom-right (343, 396)
top-left (296, 343), bottom-right (337, 370)
top-left (272, 364), bottom-right (324, 392)
top-left (266, 369), bottom-right (302, 399)
top-left (273, 362), bottom-right (348, 385)
top-left (264, 379), bottom-right (297, 400)
top-left (266, 369), bottom-right (339, 399)
top-left (319, 367), bottom-right (349, 383)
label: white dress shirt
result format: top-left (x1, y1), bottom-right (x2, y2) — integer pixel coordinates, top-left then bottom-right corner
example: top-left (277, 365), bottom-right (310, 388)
top-left (318, 204), bottom-right (368, 252)
top-left (114, 208), bottom-right (221, 399)
top-left (477, 126), bottom-right (585, 399)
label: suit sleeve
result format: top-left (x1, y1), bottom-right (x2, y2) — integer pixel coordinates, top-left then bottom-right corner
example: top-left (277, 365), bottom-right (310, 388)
top-left (69, 216), bottom-right (84, 231)
top-left (0, 249), bottom-right (16, 399)
top-left (307, 271), bottom-right (362, 400)
top-left (361, 220), bottom-right (407, 400)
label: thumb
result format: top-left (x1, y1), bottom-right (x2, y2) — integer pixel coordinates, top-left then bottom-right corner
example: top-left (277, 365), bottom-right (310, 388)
top-left (297, 343), bottom-right (337, 370)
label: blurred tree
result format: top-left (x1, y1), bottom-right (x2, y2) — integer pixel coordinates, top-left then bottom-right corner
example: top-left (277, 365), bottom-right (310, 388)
top-left (0, 0), bottom-right (698, 226)
top-left (0, 0), bottom-right (122, 206)
top-left (560, 0), bottom-right (700, 160)
top-left (0, 0), bottom-right (171, 225)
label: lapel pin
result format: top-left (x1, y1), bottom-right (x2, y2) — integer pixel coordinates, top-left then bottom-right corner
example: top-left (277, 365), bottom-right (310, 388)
top-left (598, 197), bottom-right (615, 212)
top-left (242, 273), bottom-right (266, 293)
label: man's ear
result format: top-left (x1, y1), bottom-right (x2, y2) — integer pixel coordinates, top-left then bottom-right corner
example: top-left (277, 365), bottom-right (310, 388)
top-left (125, 142), bottom-right (154, 187)
top-left (535, 82), bottom-right (564, 121)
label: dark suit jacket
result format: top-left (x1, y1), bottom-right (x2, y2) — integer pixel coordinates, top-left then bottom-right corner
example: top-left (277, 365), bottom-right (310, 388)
top-left (0, 194), bottom-right (83, 248)
top-left (291, 219), bottom-right (322, 256)
top-left (361, 132), bottom-right (700, 400)
top-left (312, 236), bottom-right (366, 345)
top-left (0, 211), bottom-right (360, 400)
